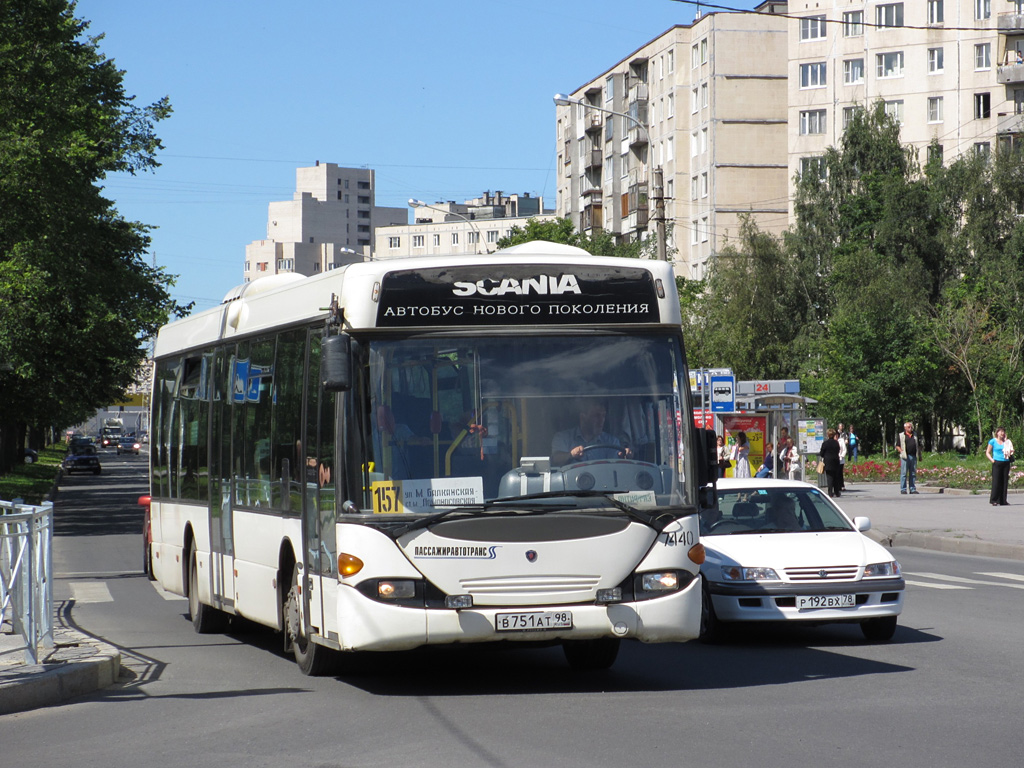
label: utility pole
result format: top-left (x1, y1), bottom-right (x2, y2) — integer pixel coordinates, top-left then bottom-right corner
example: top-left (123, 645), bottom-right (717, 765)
top-left (653, 167), bottom-right (667, 262)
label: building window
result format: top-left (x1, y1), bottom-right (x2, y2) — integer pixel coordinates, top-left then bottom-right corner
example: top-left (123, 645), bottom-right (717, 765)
top-left (843, 10), bottom-right (864, 36)
top-left (667, 136), bottom-right (674, 162)
top-left (701, 217), bottom-right (709, 243)
top-left (691, 131), bottom-right (699, 157)
top-left (842, 105), bottom-right (861, 130)
top-left (800, 15), bottom-right (827, 41)
top-left (975, 43), bottom-right (991, 70)
top-left (928, 96), bottom-right (944, 123)
top-left (884, 99), bottom-right (905, 123)
top-left (432, 234), bottom-right (440, 246)
top-left (412, 234), bottom-right (424, 248)
top-left (357, 181), bottom-right (370, 190)
top-left (388, 237), bottom-right (401, 249)
top-left (800, 62), bottom-right (827, 89)
top-left (975, 142), bottom-right (991, 156)
top-left (691, 220), bottom-right (699, 245)
top-left (691, 87), bottom-right (699, 113)
top-left (701, 128), bottom-right (708, 153)
top-left (800, 156), bottom-right (827, 180)
top-left (701, 83), bottom-right (708, 108)
top-left (487, 230), bottom-right (499, 243)
top-left (928, 0), bottom-right (944, 24)
top-left (667, 92), bottom-right (675, 117)
top-left (605, 75), bottom-right (614, 102)
top-left (928, 144), bottom-right (944, 165)
top-left (691, 43), bottom-right (699, 69)
top-left (844, 58), bottom-right (865, 85)
top-left (667, 49), bottom-right (674, 73)
top-left (928, 48), bottom-right (944, 73)
top-left (876, 3), bottom-right (904, 27)
top-left (876, 51), bottom-right (904, 79)
top-left (691, 175), bottom-right (698, 200)
top-left (800, 109), bottom-right (827, 135)
top-left (975, 0), bottom-right (990, 21)
top-left (701, 172), bottom-right (709, 197)
top-left (468, 231), bottom-right (480, 245)
top-left (700, 38), bottom-right (708, 64)
top-left (975, 92), bottom-right (991, 119)
top-left (451, 233), bottom-right (459, 246)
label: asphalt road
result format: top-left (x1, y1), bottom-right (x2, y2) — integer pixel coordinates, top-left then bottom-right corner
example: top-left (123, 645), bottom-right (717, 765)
top-left (1, 453), bottom-right (1021, 767)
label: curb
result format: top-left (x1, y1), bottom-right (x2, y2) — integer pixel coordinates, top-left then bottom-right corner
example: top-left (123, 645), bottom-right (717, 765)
top-left (867, 528), bottom-right (1024, 561)
top-left (0, 626), bottom-right (121, 716)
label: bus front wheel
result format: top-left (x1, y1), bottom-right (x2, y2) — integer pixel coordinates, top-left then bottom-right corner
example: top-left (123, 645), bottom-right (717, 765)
top-left (284, 565), bottom-right (339, 676)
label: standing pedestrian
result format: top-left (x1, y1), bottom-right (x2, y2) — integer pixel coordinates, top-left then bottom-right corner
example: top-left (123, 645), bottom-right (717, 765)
top-left (895, 421), bottom-right (922, 495)
top-left (819, 428), bottom-right (842, 498)
top-left (716, 434), bottom-right (730, 478)
top-left (848, 425), bottom-right (859, 463)
top-left (986, 427), bottom-right (1014, 506)
top-left (836, 423), bottom-right (848, 491)
top-left (731, 431), bottom-right (751, 478)
top-left (783, 436), bottom-right (800, 480)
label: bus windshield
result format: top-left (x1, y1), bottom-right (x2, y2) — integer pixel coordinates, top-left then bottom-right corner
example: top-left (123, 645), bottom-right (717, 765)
top-left (349, 332), bottom-right (692, 513)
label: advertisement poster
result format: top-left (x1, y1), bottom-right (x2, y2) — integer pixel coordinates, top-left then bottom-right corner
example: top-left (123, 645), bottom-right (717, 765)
top-left (798, 419), bottom-right (826, 456)
top-left (720, 415), bottom-right (766, 478)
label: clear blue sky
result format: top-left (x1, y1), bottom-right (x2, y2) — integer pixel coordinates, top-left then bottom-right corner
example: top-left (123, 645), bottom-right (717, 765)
top-left (82, 0), bottom-right (760, 312)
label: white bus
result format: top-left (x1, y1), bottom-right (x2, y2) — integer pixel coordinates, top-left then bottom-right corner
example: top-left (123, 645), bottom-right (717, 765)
top-left (145, 242), bottom-right (715, 674)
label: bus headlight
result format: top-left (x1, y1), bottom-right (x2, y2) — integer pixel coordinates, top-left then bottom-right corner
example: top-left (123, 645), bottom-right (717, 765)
top-left (641, 571), bottom-right (680, 592)
top-left (378, 580), bottom-right (416, 599)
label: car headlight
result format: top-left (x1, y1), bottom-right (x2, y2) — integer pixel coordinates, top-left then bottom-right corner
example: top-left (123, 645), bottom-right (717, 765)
top-left (721, 566), bottom-right (780, 581)
top-left (864, 561), bottom-right (901, 578)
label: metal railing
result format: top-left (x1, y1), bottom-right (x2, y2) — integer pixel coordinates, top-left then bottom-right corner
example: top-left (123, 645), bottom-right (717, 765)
top-left (1, 498), bottom-right (54, 664)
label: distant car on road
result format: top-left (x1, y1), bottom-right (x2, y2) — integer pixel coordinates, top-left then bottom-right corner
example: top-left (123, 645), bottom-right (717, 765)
top-left (63, 445), bottom-right (102, 475)
top-left (116, 436), bottom-right (141, 455)
top-left (700, 478), bottom-right (904, 642)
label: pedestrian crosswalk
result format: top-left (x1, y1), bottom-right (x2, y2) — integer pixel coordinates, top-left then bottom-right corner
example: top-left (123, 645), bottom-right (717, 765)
top-left (904, 571), bottom-right (1024, 591)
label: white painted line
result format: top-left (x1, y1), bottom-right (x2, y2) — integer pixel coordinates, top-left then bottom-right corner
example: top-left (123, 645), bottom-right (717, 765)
top-left (70, 581), bottom-right (114, 603)
top-left (906, 572), bottom-right (1024, 590)
top-left (903, 579), bottom-right (971, 590)
top-left (976, 572), bottom-right (1024, 582)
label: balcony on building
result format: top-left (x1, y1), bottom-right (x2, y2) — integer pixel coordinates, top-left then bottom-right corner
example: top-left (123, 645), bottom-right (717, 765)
top-left (995, 111), bottom-right (1024, 135)
top-left (584, 111), bottom-right (603, 133)
top-left (583, 148), bottom-right (603, 170)
top-left (623, 182), bottom-right (649, 230)
top-left (998, 11), bottom-right (1024, 34)
top-left (581, 202), bottom-right (603, 231)
top-left (997, 62), bottom-right (1024, 84)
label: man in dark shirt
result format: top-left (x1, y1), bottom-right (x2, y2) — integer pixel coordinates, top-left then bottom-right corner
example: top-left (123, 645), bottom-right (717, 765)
top-left (895, 421), bottom-right (921, 494)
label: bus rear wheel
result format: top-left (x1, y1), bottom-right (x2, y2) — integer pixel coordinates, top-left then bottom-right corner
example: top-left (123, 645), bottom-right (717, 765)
top-left (284, 565), bottom-right (340, 676)
top-left (562, 637), bottom-right (620, 670)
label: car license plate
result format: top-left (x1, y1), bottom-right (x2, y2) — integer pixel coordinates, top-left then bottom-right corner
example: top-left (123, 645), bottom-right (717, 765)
top-left (797, 594), bottom-right (856, 610)
top-left (495, 611), bottom-right (573, 632)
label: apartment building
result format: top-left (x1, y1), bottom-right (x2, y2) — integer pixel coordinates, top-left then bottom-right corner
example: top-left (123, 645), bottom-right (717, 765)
top-left (555, 7), bottom-right (790, 279)
top-left (243, 162), bottom-right (406, 281)
top-left (374, 192), bottom-right (555, 259)
top-left (788, 0), bottom-right (1024, 196)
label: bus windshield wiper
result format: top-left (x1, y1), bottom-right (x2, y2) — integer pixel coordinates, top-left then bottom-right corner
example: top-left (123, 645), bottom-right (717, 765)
top-left (392, 490), bottom-right (682, 537)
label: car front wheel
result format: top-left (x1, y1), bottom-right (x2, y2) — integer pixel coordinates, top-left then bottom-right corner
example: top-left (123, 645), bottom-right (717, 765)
top-left (861, 615), bottom-right (898, 642)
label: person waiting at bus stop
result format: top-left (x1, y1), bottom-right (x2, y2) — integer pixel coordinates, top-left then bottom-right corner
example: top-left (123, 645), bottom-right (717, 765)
top-left (551, 400), bottom-right (632, 465)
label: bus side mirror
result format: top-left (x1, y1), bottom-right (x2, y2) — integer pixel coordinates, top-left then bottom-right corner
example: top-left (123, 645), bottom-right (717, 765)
top-left (695, 426), bottom-right (718, 495)
top-left (322, 333), bottom-right (352, 392)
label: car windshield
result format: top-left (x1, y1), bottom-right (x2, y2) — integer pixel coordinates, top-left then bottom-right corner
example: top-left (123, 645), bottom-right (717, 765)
top-left (346, 332), bottom-right (693, 513)
top-left (700, 487), bottom-right (854, 535)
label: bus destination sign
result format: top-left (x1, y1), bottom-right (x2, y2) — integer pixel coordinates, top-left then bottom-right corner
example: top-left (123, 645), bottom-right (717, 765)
top-left (375, 264), bottom-right (660, 327)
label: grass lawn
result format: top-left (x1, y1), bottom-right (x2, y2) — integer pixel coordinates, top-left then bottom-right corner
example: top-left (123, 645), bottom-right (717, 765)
top-left (0, 445), bottom-right (65, 506)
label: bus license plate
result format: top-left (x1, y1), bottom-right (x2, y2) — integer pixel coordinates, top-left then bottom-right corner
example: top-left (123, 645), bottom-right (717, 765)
top-left (797, 594), bottom-right (856, 610)
top-left (495, 611), bottom-right (573, 632)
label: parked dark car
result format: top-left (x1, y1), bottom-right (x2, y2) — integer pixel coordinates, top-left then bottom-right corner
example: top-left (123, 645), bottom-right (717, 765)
top-left (63, 445), bottom-right (101, 475)
top-left (23, 448), bottom-right (39, 464)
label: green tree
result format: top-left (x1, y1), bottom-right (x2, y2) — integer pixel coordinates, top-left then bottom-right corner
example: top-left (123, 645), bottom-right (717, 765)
top-left (0, 0), bottom-right (186, 470)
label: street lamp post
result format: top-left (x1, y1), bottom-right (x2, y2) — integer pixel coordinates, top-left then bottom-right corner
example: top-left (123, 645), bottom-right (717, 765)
top-left (553, 93), bottom-right (667, 262)
top-left (408, 198), bottom-right (487, 255)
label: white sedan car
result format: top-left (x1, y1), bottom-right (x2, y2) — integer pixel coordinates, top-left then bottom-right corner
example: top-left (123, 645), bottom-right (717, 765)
top-left (699, 478), bottom-right (904, 642)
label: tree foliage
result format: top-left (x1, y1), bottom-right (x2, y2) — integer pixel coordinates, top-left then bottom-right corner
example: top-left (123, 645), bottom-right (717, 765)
top-left (0, 0), bottom-right (187, 470)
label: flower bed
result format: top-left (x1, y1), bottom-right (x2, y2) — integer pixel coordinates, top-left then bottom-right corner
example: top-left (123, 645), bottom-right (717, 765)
top-left (817, 455), bottom-right (1024, 491)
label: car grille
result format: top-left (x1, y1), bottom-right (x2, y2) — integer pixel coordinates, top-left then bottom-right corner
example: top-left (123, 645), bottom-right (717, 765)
top-left (784, 565), bottom-right (859, 581)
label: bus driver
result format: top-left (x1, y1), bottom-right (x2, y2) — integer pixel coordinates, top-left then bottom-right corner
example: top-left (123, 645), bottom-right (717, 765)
top-left (551, 401), bottom-right (632, 466)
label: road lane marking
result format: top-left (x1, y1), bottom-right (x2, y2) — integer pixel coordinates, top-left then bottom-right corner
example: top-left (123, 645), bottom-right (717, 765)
top-left (904, 579), bottom-right (970, 590)
top-left (905, 572), bottom-right (1024, 590)
top-left (151, 582), bottom-right (187, 601)
top-left (69, 582), bottom-right (114, 603)
top-left (976, 572), bottom-right (1024, 582)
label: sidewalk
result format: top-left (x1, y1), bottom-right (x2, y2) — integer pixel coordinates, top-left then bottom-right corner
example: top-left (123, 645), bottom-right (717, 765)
top-left (2, 480), bottom-right (1022, 716)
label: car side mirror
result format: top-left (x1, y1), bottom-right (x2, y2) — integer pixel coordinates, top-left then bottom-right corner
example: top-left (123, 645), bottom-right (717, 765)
top-left (854, 516), bottom-right (871, 532)
top-left (321, 333), bottom-right (352, 392)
